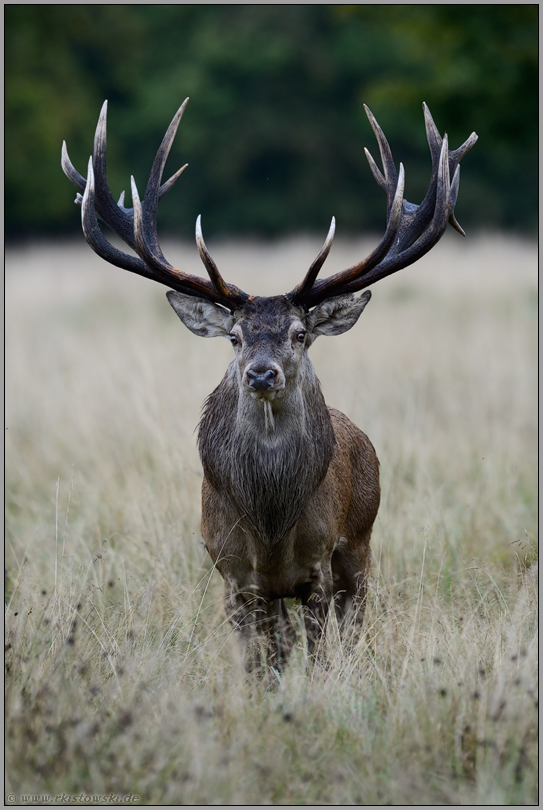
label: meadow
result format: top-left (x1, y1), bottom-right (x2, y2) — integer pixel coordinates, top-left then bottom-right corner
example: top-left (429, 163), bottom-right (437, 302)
top-left (5, 234), bottom-right (538, 805)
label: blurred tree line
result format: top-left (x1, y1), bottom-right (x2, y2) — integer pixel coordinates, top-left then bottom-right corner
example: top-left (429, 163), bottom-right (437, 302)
top-left (5, 5), bottom-right (538, 240)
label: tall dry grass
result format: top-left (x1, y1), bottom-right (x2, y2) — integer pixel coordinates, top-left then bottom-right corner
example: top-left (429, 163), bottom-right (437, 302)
top-left (5, 234), bottom-right (538, 805)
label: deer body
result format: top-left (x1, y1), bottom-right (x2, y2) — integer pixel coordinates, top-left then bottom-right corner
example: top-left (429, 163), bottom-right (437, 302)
top-left (62, 99), bottom-right (476, 675)
top-left (186, 294), bottom-right (380, 667)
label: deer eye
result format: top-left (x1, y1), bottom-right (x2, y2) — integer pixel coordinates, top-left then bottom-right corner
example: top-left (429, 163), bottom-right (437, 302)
top-left (230, 334), bottom-right (239, 346)
top-left (296, 331), bottom-right (306, 343)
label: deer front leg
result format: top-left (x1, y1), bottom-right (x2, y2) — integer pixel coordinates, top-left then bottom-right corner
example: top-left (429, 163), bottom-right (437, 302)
top-left (299, 567), bottom-right (333, 665)
top-left (224, 583), bottom-right (297, 682)
top-left (264, 598), bottom-right (297, 674)
top-left (224, 580), bottom-right (297, 678)
top-left (223, 581), bottom-right (268, 675)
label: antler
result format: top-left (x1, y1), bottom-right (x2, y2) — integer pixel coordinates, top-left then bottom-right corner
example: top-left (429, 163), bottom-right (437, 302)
top-left (62, 100), bottom-right (249, 310)
top-left (63, 100), bottom-right (476, 313)
top-left (287, 103), bottom-right (478, 309)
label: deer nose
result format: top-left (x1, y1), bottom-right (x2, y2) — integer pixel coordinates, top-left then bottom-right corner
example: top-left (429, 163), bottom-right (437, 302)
top-left (246, 368), bottom-right (278, 391)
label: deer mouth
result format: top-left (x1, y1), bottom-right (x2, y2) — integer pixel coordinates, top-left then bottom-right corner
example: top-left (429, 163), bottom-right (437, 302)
top-left (249, 388), bottom-right (283, 402)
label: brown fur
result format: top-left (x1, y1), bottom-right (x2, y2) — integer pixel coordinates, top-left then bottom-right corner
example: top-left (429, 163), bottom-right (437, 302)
top-left (191, 295), bottom-right (380, 675)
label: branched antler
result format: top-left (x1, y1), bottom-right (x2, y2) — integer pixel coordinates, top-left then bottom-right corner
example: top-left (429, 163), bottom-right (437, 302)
top-left (62, 99), bottom-right (249, 309)
top-left (287, 103), bottom-right (477, 308)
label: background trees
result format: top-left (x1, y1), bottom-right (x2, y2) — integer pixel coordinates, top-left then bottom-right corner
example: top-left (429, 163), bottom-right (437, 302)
top-left (5, 5), bottom-right (538, 238)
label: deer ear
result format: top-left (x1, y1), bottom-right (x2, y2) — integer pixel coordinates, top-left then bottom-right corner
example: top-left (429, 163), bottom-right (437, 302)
top-left (166, 291), bottom-right (234, 337)
top-left (306, 291), bottom-right (372, 337)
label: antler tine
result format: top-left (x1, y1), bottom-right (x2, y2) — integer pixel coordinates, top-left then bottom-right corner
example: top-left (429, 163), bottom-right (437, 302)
top-left (364, 146), bottom-right (386, 194)
top-left (363, 104), bottom-right (398, 210)
top-left (145, 98), bottom-right (190, 209)
top-left (423, 102), bottom-right (443, 164)
top-left (159, 164), bottom-right (188, 200)
top-left (447, 165), bottom-right (464, 235)
top-left (195, 216), bottom-right (241, 301)
top-left (446, 131), bottom-right (477, 236)
top-left (90, 101), bottom-right (137, 249)
top-left (288, 217), bottom-right (336, 303)
top-left (449, 130), bottom-right (478, 164)
top-left (61, 141), bottom-right (86, 195)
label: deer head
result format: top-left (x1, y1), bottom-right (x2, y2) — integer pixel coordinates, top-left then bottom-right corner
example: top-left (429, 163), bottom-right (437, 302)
top-left (168, 288), bottom-right (370, 393)
top-left (62, 98), bottom-right (477, 443)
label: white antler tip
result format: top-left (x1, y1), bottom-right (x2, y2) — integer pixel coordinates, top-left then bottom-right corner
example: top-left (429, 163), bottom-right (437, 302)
top-left (130, 175), bottom-right (141, 205)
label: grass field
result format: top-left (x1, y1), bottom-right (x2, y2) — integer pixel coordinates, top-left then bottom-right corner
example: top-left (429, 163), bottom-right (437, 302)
top-left (5, 233), bottom-right (538, 805)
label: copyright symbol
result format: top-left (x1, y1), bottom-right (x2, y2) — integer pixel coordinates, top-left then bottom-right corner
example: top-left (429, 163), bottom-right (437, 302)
top-left (7, 795), bottom-right (16, 804)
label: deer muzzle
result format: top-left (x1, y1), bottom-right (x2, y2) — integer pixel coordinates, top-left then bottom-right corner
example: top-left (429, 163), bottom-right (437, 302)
top-left (244, 364), bottom-right (285, 400)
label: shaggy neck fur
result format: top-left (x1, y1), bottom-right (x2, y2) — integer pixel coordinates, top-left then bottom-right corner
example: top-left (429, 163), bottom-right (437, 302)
top-left (198, 355), bottom-right (336, 544)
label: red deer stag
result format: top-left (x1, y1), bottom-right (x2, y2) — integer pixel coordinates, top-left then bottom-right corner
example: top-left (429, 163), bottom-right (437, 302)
top-left (62, 101), bottom-right (477, 675)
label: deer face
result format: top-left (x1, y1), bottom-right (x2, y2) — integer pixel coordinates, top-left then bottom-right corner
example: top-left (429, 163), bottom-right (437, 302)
top-left (229, 297), bottom-right (308, 402)
top-left (167, 290), bottom-right (372, 401)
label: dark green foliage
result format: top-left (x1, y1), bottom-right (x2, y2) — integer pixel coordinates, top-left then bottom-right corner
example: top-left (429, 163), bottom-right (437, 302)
top-left (5, 5), bottom-right (538, 238)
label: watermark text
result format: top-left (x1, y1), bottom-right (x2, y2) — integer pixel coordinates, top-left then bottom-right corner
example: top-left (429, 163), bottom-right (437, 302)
top-left (6, 793), bottom-right (140, 805)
